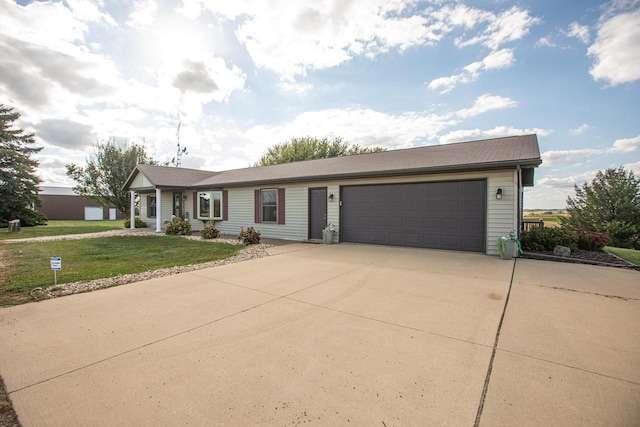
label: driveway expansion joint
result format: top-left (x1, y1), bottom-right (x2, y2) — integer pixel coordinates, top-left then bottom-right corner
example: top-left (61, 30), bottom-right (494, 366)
top-left (473, 258), bottom-right (517, 427)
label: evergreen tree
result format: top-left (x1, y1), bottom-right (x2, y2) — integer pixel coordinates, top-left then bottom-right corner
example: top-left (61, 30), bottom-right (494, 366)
top-left (564, 167), bottom-right (640, 248)
top-left (0, 105), bottom-right (46, 227)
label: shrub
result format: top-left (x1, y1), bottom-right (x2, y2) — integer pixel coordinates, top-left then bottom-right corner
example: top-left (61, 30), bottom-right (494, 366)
top-left (164, 217), bottom-right (191, 235)
top-left (201, 221), bottom-right (221, 239)
top-left (568, 227), bottom-right (612, 251)
top-left (124, 217), bottom-right (148, 228)
top-left (238, 226), bottom-right (261, 245)
top-left (520, 227), bottom-right (578, 252)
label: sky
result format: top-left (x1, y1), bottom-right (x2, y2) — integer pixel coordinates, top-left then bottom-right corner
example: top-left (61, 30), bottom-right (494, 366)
top-left (1, 0), bottom-right (639, 209)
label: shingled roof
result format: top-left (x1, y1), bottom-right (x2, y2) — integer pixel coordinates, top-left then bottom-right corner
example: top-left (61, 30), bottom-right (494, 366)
top-left (125, 134), bottom-right (541, 190)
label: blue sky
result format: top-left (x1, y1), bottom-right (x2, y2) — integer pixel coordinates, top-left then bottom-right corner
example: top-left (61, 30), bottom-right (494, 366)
top-left (1, 0), bottom-right (639, 209)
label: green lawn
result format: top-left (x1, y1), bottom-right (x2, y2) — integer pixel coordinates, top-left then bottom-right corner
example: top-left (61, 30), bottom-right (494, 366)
top-left (604, 247), bottom-right (640, 265)
top-left (0, 220), bottom-right (124, 240)
top-left (541, 217), bottom-right (562, 223)
top-left (0, 235), bottom-right (242, 306)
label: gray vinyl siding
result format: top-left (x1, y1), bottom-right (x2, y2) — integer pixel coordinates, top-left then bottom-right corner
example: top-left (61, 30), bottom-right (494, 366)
top-left (216, 185), bottom-right (309, 240)
top-left (132, 169), bottom-right (518, 255)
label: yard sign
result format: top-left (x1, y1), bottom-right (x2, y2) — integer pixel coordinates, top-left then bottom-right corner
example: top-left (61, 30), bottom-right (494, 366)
top-left (50, 257), bottom-right (62, 286)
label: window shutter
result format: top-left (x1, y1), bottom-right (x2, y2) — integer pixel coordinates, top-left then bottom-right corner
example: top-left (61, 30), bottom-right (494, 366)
top-left (254, 189), bottom-right (261, 223)
top-left (147, 196), bottom-right (151, 216)
top-left (193, 192), bottom-right (198, 218)
top-left (222, 190), bottom-right (228, 221)
top-left (277, 188), bottom-right (285, 225)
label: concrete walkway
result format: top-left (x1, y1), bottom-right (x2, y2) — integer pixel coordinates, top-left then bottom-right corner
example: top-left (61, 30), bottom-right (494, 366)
top-left (0, 244), bottom-right (638, 426)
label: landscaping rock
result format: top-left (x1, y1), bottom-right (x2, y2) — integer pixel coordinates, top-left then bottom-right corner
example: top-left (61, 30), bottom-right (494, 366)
top-left (553, 245), bottom-right (572, 257)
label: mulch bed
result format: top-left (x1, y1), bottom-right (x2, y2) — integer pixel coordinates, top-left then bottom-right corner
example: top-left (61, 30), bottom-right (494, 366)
top-left (522, 249), bottom-right (640, 270)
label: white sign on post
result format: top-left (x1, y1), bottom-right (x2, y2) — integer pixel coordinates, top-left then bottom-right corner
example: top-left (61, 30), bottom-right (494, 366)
top-left (50, 257), bottom-right (62, 270)
top-left (50, 257), bottom-right (62, 286)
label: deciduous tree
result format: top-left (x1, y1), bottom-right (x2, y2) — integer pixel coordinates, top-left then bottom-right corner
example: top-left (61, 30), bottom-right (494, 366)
top-left (564, 167), bottom-right (640, 248)
top-left (255, 137), bottom-right (386, 166)
top-left (0, 105), bottom-right (46, 227)
top-left (66, 139), bottom-right (159, 215)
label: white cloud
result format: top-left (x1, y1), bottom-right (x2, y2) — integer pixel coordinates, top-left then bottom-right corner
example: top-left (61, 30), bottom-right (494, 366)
top-left (623, 161), bottom-right (640, 174)
top-left (588, 8), bottom-right (640, 85)
top-left (541, 148), bottom-right (602, 166)
top-left (570, 124), bottom-right (591, 135)
top-left (609, 134), bottom-right (640, 153)
top-left (439, 126), bottom-right (550, 144)
top-left (567, 22), bottom-right (590, 44)
top-left (455, 94), bottom-right (517, 118)
top-left (127, 0), bottom-right (158, 30)
top-left (455, 6), bottom-right (540, 50)
top-left (176, 0), bottom-right (202, 20)
top-left (540, 133), bottom-right (640, 167)
top-left (428, 48), bottom-right (515, 93)
top-left (537, 170), bottom-right (598, 188)
top-left (200, 2), bottom-right (536, 82)
top-left (534, 36), bottom-right (556, 48)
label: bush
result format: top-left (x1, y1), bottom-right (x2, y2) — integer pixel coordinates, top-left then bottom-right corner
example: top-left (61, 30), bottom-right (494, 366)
top-left (124, 217), bottom-right (148, 228)
top-left (201, 221), bottom-right (221, 239)
top-left (520, 227), bottom-right (578, 252)
top-left (164, 217), bottom-right (191, 235)
top-left (568, 227), bottom-right (612, 251)
top-left (238, 226), bottom-right (261, 245)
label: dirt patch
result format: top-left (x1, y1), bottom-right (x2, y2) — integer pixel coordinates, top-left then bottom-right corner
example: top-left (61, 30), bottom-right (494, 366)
top-left (522, 249), bottom-right (639, 270)
top-left (0, 375), bottom-right (19, 427)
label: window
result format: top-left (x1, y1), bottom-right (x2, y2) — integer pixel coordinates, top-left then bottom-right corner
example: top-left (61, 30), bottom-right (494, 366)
top-left (147, 196), bottom-right (156, 218)
top-left (261, 189), bottom-right (277, 222)
top-left (198, 191), bottom-right (223, 220)
top-left (198, 192), bottom-right (210, 218)
top-left (212, 191), bottom-right (222, 219)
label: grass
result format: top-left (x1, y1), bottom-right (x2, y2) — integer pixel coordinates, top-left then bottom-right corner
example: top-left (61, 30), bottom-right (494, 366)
top-left (0, 235), bottom-right (242, 306)
top-left (604, 247), bottom-right (640, 265)
top-left (541, 217), bottom-right (562, 223)
top-left (0, 220), bottom-right (123, 240)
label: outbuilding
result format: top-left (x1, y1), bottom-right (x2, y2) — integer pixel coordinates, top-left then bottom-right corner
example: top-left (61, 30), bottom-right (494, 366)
top-left (123, 134), bottom-right (542, 255)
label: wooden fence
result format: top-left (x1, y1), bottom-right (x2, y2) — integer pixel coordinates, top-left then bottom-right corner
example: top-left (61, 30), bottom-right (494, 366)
top-left (522, 219), bottom-right (544, 231)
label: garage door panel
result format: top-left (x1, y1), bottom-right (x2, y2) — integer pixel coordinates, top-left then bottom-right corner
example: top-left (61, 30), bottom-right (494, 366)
top-left (389, 217), bottom-right (404, 229)
top-left (422, 217), bottom-right (441, 229)
top-left (442, 218), bottom-right (460, 230)
top-left (341, 180), bottom-right (486, 252)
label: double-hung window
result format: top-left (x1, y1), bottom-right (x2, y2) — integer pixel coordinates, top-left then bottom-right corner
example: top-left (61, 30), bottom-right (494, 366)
top-left (198, 191), bottom-right (223, 220)
top-left (261, 189), bottom-right (277, 222)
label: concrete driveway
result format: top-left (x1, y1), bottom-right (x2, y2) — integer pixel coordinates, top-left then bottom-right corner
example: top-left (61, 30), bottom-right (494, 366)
top-left (0, 243), bottom-right (638, 426)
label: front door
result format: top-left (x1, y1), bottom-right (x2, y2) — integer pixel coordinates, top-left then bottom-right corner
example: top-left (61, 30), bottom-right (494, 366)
top-left (309, 187), bottom-right (327, 240)
top-left (173, 192), bottom-right (183, 218)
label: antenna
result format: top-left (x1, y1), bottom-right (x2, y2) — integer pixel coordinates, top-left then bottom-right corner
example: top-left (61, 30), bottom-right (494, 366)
top-left (172, 121), bottom-right (188, 167)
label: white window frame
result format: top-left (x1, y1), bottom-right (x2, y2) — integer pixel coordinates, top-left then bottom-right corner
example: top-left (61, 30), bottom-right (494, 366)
top-left (197, 191), bottom-right (223, 220)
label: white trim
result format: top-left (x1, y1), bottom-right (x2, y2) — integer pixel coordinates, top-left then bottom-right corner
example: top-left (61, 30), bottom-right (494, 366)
top-left (130, 191), bottom-right (135, 229)
top-left (155, 188), bottom-right (162, 232)
top-left (197, 191), bottom-right (223, 220)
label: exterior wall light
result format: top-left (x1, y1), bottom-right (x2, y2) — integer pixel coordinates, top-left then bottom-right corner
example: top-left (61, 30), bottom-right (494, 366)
top-left (329, 193), bottom-right (334, 201)
top-left (496, 187), bottom-right (503, 200)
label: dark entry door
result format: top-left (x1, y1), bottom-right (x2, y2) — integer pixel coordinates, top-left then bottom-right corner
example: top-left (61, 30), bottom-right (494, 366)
top-left (309, 187), bottom-right (327, 240)
top-left (173, 192), bottom-right (183, 218)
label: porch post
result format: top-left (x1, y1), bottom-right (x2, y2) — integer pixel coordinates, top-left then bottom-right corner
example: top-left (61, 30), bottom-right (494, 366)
top-left (155, 188), bottom-right (162, 232)
top-left (129, 191), bottom-right (135, 230)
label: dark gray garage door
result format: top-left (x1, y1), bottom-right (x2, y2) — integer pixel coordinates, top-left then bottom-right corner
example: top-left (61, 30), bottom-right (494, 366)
top-left (341, 180), bottom-right (486, 252)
